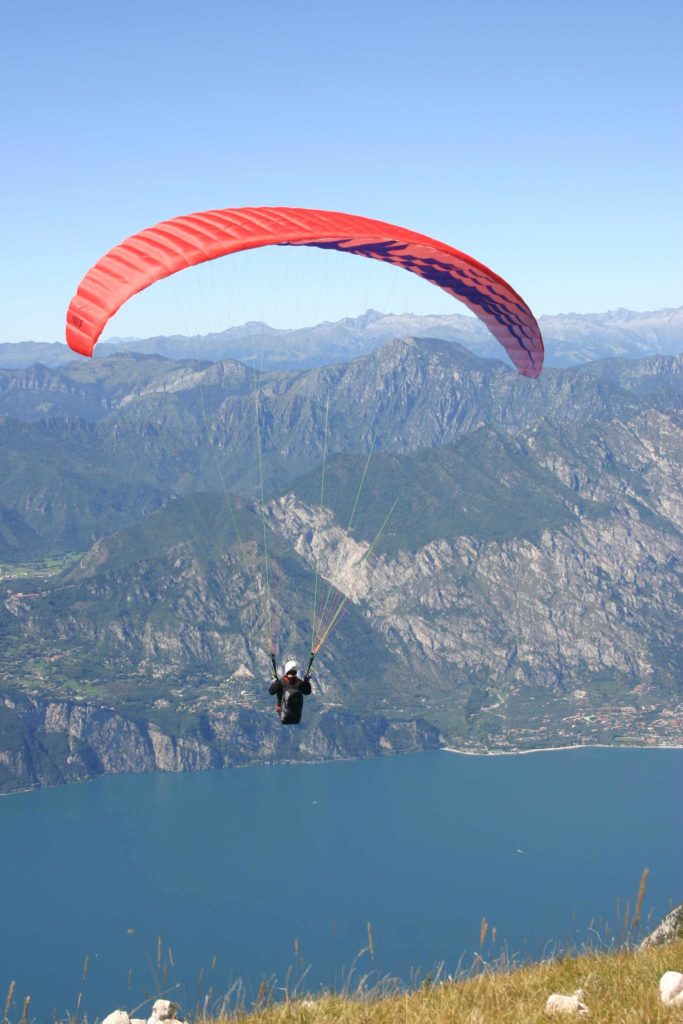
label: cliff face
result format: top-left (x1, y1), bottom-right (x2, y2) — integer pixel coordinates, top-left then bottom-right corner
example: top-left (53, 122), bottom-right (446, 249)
top-left (0, 695), bottom-right (441, 794)
top-left (265, 409), bottom-right (683, 747)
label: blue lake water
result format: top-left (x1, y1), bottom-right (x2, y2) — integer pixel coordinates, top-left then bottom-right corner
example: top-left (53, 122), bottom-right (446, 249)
top-left (1, 747), bottom-right (681, 1021)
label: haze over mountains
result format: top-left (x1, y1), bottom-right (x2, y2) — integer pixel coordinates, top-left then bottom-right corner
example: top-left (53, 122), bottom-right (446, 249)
top-left (0, 317), bottom-right (681, 793)
top-left (2, 306), bottom-right (682, 371)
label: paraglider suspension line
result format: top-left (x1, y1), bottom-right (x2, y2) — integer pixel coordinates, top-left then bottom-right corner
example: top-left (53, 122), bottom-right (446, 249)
top-left (315, 436), bottom-right (375, 645)
top-left (254, 377), bottom-right (274, 652)
top-left (314, 496), bottom-right (399, 653)
top-left (311, 397), bottom-right (330, 649)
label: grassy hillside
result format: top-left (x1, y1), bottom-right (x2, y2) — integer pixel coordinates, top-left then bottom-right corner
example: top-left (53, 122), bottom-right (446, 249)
top-left (199, 939), bottom-right (683, 1024)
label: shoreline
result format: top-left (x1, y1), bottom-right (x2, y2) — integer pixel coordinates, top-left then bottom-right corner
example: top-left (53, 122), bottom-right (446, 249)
top-left (2, 740), bottom-right (682, 799)
top-left (442, 742), bottom-right (683, 757)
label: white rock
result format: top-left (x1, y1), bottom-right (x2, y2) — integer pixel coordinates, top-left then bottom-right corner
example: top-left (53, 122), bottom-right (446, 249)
top-left (102, 1012), bottom-right (130, 1024)
top-left (149, 1001), bottom-right (179, 1022)
top-left (640, 904), bottom-right (683, 948)
top-left (545, 989), bottom-right (590, 1016)
top-left (660, 971), bottom-right (683, 1006)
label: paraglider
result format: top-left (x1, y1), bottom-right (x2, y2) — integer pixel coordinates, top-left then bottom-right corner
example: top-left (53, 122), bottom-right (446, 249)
top-left (65, 205), bottom-right (545, 719)
top-left (66, 206), bottom-right (544, 378)
top-left (268, 657), bottom-right (313, 725)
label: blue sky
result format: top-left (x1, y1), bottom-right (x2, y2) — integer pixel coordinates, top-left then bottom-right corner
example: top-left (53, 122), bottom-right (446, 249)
top-left (2, 0), bottom-right (681, 342)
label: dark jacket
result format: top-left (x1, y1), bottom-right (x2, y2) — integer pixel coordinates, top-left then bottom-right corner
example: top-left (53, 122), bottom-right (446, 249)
top-left (268, 674), bottom-right (312, 702)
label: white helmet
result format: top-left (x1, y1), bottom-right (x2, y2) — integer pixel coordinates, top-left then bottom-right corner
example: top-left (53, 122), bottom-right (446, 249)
top-left (283, 660), bottom-right (298, 676)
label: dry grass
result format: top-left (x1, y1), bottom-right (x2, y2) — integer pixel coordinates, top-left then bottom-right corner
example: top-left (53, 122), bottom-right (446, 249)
top-left (197, 939), bottom-right (683, 1024)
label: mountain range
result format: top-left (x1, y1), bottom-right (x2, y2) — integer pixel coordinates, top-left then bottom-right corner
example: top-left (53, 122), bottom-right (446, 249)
top-left (0, 331), bottom-right (681, 792)
top-left (2, 306), bottom-right (682, 371)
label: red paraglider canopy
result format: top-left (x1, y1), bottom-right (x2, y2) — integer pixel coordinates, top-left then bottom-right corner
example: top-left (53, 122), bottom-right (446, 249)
top-left (66, 207), bottom-right (543, 377)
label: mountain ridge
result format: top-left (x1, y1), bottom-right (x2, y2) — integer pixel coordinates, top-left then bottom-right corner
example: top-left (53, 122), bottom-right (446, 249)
top-left (2, 305), bottom-right (682, 370)
top-left (1, 340), bottom-right (680, 562)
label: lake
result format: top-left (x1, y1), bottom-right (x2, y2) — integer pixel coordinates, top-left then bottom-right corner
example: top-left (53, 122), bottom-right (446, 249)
top-left (0, 747), bottom-right (681, 1021)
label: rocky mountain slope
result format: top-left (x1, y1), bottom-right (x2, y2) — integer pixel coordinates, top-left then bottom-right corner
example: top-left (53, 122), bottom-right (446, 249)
top-left (0, 341), bottom-right (680, 559)
top-left (0, 341), bottom-right (681, 792)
